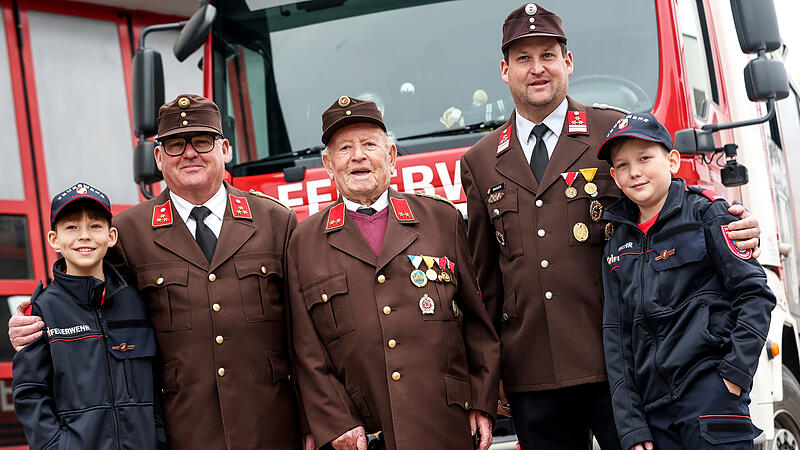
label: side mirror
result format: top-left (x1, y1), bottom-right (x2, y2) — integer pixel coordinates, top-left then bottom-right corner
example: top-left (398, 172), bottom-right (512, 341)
top-left (674, 128), bottom-right (715, 153)
top-left (132, 47), bottom-right (165, 137)
top-left (134, 139), bottom-right (163, 184)
top-left (174, 4), bottom-right (216, 62)
top-left (744, 57), bottom-right (790, 101)
top-left (730, 0), bottom-right (781, 53)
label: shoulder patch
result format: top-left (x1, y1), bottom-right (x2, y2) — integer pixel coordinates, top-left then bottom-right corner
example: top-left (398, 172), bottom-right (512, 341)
top-left (414, 192), bottom-right (457, 210)
top-left (591, 103), bottom-right (631, 115)
top-left (249, 189), bottom-right (290, 210)
top-left (687, 185), bottom-right (724, 202)
top-left (721, 224), bottom-right (753, 260)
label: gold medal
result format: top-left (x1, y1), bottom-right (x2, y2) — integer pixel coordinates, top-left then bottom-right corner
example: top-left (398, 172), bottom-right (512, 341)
top-left (422, 256), bottom-right (438, 281)
top-left (573, 222), bottom-right (589, 242)
top-left (561, 172), bottom-right (579, 199)
top-left (589, 200), bottom-right (603, 222)
top-left (452, 300), bottom-right (460, 317)
top-left (426, 269), bottom-right (438, 281)
top-left (604, 222), bottom-right (614, 241)
top-left (579, 168), bottom-right (599, 197)
top-left (495, 230), bottom-right (506, 246)
top-left (565, 186), bottom-right (577, 199)
top-left (410, 269), bottom-right (427, 287)
top-left (442, 272), bottom-right (451, 283)
top-left (584, 182), bottom-right (598, 197)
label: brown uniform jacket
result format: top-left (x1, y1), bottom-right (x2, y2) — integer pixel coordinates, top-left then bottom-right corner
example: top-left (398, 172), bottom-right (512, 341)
top-left (108, 182), bottom-right (303, 449)
top-left (460, 97), bottom-right (623, 392)
top-left (287, 190), bottom-right (500, 450)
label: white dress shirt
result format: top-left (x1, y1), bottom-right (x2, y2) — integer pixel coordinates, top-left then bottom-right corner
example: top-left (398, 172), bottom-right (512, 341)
top-left (515, 98), bottom-right (568, 164)
top-left (342, 190), bottom-right (390, 213)
top-left (170, 183), bottom-right (227, 238)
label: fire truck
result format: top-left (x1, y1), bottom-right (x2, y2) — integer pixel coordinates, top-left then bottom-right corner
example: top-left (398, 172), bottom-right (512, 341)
top-left (2, 0), bottom-right (800, 448)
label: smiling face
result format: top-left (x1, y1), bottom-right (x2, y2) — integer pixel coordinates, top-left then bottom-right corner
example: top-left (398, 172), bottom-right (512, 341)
top-left (609, 138), bottom-right (681, 221)
top-left (48, 206), bottom-right (117, 280)
top-left (155, 132), bottom-right (231, 204)
top-left (501, 36), bottom-right (573, 123)
top-left (322, 122), bottom-right (397, 205)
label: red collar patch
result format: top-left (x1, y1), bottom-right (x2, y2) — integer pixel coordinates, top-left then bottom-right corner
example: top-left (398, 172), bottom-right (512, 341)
top-left (567, 111), bottom-right (589, 134)
top-left (496, 124), bottom-right (513, 156)
top-left (325, 203), bottom-right (345, 231)
top-left (390, 197), bottom-right (415, 221)
top-left (152, 200), bottom-right (173, 227)
top-left (229, 194), bottom-right (252, 219)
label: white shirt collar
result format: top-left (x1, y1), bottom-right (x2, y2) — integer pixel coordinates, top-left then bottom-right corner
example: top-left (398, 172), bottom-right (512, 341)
top-left (342, 190), bottom-right (389, 212)
top-left (170, 183), bottom-right (227, 224)
top-left (515, 98), bottom-right (568, 143)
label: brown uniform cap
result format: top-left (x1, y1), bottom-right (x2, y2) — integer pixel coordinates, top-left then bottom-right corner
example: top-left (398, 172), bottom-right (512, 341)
top-left (321, 96), bottom-right (386, 145)
top-left (502, 3), bottom-right (567, 51)
top-left (157, 94), bottom-right (223, 139)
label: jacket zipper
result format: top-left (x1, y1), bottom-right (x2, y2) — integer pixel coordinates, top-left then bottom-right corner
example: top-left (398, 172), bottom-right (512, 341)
top-left (95, 307), bottom-right (122, 450)
top-left (637, 233), bottom-right (676, 400)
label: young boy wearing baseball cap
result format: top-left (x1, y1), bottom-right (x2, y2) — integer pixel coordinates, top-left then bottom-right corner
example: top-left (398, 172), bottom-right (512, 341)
top-left (12, 183), bottom-right (166, 450)
top-left (597, 115), bottom-right (774, 449)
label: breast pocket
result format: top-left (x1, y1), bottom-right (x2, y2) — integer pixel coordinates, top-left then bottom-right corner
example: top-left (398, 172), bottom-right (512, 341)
top-left (567, 174), bottom-right (618, 246)
top-left (487, 187), bottom-right (523, 258)
top-left (234, 253), bottom-right (284, 322)
top-left (650, 224), bottom-right (708, 305)
top-left (137, 263), bottom-right (190, 332)
top-left (301, 271), bottom-right (355, 343)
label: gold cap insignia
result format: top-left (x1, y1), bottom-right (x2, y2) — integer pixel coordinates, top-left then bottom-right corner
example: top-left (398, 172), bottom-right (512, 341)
top-left (178, 97), bottom-right (190, 108)
top-left (338, 96), bottom-right (351, 107)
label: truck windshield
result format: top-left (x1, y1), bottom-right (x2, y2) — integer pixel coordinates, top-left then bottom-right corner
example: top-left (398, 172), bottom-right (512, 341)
top-left (213, 0), bottom-right (658, 167)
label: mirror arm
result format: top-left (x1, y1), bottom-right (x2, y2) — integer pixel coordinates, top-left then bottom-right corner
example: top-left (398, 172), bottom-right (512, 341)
top-left (139, 180), bottom-right (155, 200)
top-left (701, 97), bottom-right (775, 133)
top-left (139, 21), bottom-right (188, 49)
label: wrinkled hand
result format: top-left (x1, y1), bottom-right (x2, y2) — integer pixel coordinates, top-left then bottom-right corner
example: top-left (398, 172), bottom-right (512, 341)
top-left (723, 377), bottom-right (742, 396)
top-left (9, 299), bottom-right (44, 352)
top-left (727, 204), bottom-right (761, 258)
top-left (631, 442), bottom-right (653, 450)
top-left (331, 426), bottom-right (366, 450)
top-left (469, 410), bottom-right (493, 450)
top-left (497, 381), bottom-right (511, 417)
top-left (303, 433), bottom-right (315, 450)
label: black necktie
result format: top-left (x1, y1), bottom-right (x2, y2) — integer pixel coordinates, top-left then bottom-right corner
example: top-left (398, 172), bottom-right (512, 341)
top-left (190, 206), bottom-right (217, 262)
top-left (530, 123), bottom-right (550, 182)
top-left (356, 207), bottom-right (377, 216)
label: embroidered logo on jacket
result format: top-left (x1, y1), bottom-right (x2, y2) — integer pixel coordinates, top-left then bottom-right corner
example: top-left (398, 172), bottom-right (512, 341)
top-left (47, 324), bottom-right (92, 337)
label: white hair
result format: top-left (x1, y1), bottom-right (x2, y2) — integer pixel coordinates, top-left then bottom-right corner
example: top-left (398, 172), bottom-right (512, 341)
top-left (322, 130), bottom-right (396, 155)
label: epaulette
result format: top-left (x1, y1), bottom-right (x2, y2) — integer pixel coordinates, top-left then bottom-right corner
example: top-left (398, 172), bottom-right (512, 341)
top-left (686, 185), bottom-right (724, 202)
top-left (592, 103), bottom-right (630, 115)
top-left (414, 192), bottom-right (457, 210)
top-left (249, 189), bottom-right (290, 210)
top-left (30, 281), bottom-right (44, 305)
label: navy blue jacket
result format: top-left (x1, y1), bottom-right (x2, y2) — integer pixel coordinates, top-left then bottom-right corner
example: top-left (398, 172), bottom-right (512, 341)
top-left (601, 179), bottom-right (775, 449)
top-left (12, 259), bottom-right (166, 450)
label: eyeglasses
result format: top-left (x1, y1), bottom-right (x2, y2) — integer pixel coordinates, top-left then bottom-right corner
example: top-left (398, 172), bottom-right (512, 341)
top-left (158, 134), bottom-right (222, 156)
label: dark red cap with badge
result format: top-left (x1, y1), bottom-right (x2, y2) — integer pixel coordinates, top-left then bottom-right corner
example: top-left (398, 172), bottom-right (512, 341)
top-left (50, 182), bottom-right (113, 228)
top-left (321, 96), bottom-right (387, 145)
top-left (157, 94), bottom-right (223, 140)
top-left (502, 3), bottom-right (567, 51)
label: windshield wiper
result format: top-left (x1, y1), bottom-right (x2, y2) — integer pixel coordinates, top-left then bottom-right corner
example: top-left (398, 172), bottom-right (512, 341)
top-left (397, 120), bottom-right (507, 141)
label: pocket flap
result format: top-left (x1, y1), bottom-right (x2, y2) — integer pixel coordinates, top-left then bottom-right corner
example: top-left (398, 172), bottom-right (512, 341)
top-left (301, 272), bottom-right (348, 309)
top-left (486, 187), bottom-right (517, 216)
top-left (651, 225), bottom-right (706, 271)
top-left (137, 264), bottom-right (188, 290)
top-left (106, 327), bottom-right (158, 360)
top-left (348, 387), bottom-right (373, 418)
top-left (699, 415), bottom-right (762, 444)
top-left (443, 374), bottom-right (470, 410)
top-left (162, 360), bottom-right (178, 395)
top-left (268, 351), bottom-right (290, 383)
top-left (234, 253), bottom-right (282, 279)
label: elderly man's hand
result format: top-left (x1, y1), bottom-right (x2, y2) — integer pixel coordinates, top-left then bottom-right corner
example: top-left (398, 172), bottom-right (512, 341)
top-left (469, 410), bottom-right (493, 450)
top-left (727, 204), bottom-right (761, 258)
top-left (331, 426), bottom-right (366, 450)
top-left (9, 299), bottom-right (44, 352)
top-left (303, 433), bottom-right (316, 450)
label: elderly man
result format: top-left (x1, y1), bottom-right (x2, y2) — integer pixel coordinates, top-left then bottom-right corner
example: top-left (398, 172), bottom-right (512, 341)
top-left (287, 96), bottom-right (500, 450)
top-left (10, 94), bottom-right (310, 450)
top-left (460, 4), bottom-right (761, 450)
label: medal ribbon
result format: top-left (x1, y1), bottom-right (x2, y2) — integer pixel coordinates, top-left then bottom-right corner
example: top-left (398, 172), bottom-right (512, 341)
top-left (561, 172), bottom-right (578, 187)
top-left (437, 257), bottom-right (447, 270)
top-left (408, 255), bottom-right (423, 269)
top-left (422, 256), bottom-right (435, 269)
top-left (446, 257), bottom-right (455, 273)
top-left (579, 168), bottom-right (598, 183)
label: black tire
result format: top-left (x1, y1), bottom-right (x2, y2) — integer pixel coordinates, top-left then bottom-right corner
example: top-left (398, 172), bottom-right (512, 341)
top-left (771, 366), bottom-right (800, 450)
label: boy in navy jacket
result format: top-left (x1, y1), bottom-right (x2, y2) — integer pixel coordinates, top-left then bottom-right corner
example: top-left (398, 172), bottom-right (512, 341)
top-left (597, 115), bottom-right (775, 449)
top-left (12, 183), bottom-right (166, 450)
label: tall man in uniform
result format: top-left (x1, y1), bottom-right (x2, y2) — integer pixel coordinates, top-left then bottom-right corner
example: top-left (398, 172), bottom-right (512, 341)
top-left (10, 94), bottom-right (310, 450)
top-left (459, 4), bottom-right (761, 449)
top-left (288, 97), bottom-right (500, 450)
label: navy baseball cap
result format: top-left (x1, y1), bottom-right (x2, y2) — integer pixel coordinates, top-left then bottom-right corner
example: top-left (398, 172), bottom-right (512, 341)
top-left (50, 183), bottom-right (112, 228)
top-left (597, 113), bottom-right (673, 164)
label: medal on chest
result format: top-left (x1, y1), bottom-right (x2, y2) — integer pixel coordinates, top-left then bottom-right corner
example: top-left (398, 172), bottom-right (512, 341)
top-left (580, 168), bottom-right (599, 197)
top-left (408, 255), bottom-right (427, 287)
top-left (419, 293), bottom-right (435, 315)
top-left (561, 172), bottom-right (579, 199)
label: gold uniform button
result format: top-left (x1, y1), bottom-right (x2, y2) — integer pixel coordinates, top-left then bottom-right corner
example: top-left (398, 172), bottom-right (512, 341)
top-left (535, 199), bottom-right (543, 207)
top-left (217, 368), bottom-right (225, 376)
top-left (208, 273), bottom-right (216, 282)
top-left (391, 371), bottom-right (401, 381)
top-left (377, 274), bottom-right (386, 283)
top-left (321, 293), bottom-right (329, 302)
top-left (383, 306), bottom-right (392, 315)
top-left (541, 260), bottom-right (549, 268)
top-left (182, 120), bottom-right (189, 126)
top-left (464, 402), bottom-right (470, 410)
top-left (180, 112), bottom-right (187, 118)
top-left (215, 335), bottom-right (224, 344)
top-left (388, 339), bottom-right (397, 348)
top-left (261, 266), bottom-right (267, 274)
top-left (156, 277), bottom-right (164, 285)
top-left (212, 303), bottom-right (221, 312)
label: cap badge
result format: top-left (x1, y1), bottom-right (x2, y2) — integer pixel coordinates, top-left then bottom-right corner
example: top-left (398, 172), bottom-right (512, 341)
top-left (338, 96), bottom-right (351, 107)
top-left (178, 97), bottom-right (190, 109)
top-left (525, 3), bottom-right (537, 15)
top-left (76, 185), bottom-right (88, 195)
top-left (618, 118), bottom-right (629, 129)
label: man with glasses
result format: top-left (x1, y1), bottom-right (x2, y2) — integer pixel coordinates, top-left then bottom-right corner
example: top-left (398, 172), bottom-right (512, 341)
top-left (9, 94), bottom-right (311, 450)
